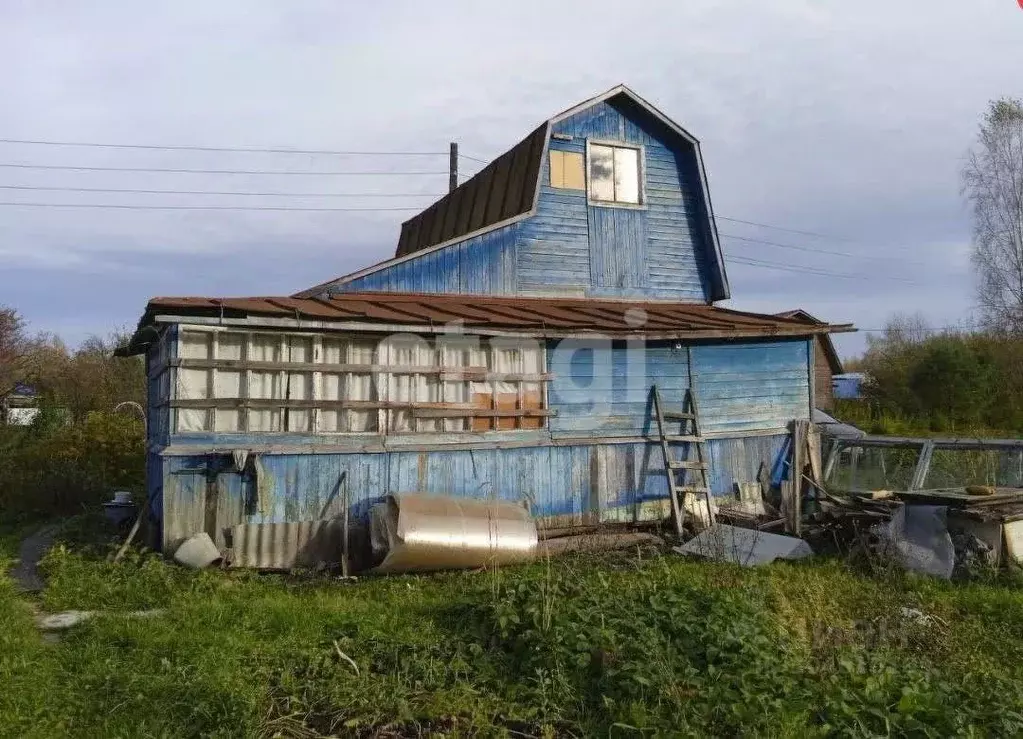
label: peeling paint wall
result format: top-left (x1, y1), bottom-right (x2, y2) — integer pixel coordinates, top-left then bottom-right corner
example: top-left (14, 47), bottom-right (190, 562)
top-left (158, 434), bottom-right (787, 554)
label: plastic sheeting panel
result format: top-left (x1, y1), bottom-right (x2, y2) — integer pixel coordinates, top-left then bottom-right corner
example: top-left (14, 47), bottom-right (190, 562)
top-left (674, 524), bottom-right (813, 566)
top-left (875, 505), bottom-right (954, 579)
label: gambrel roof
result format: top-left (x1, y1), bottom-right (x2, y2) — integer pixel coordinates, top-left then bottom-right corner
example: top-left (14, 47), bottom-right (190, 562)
top-left (295, 85), bottom-right (729, 301)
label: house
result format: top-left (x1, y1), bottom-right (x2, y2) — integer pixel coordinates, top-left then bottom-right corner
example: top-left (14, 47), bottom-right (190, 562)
top-left (120, 85), bottom-right (853, 565)
top-left (774, 310), bottom-right (844, 411)
top-left (1, 383), bottom-right (40, 426)
top-left (833, 372), bottom-right (866, 400)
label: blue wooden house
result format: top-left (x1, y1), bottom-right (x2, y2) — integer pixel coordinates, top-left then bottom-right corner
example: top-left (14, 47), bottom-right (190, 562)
top-left (122, 85), bottom-right (851, 565)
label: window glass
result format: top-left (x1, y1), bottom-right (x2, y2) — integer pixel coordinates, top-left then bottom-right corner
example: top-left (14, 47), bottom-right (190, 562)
top-left (613, 147), bottom-right (640, 204)
top-left (588, 143), bottom-right (641, 204)
top-left (588, 144), bottom-right (615, 201)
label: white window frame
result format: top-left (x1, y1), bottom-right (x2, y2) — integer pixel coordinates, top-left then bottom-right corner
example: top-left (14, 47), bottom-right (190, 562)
top-left (585, 139), bottom-right (646, 209)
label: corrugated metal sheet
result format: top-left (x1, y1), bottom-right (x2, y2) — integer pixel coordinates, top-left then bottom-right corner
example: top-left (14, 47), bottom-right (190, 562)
top-left (129, 292), bottom-right (849, 352)
top-left (231, 520), bottom-right (342, 570)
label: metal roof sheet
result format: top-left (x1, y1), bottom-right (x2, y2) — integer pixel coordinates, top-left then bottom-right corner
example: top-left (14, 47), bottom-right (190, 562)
top-left (395, 123), bottom-right (548, 259)
top-left (122, 291), bottom-right (853, 354)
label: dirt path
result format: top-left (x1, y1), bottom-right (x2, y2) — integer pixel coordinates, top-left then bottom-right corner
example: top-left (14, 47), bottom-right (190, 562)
top-left (10, 525), bottom-right (57, 593)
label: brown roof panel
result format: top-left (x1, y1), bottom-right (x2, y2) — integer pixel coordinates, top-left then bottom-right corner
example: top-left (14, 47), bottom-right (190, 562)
top-left (131, 292), bottom-right (853, 354)
top-left (393, 123), bottom-right (549, 259)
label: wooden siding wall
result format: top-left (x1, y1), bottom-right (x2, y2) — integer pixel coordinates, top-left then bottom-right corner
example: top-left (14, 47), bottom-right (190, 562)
top-left (146, 325), bottom-right (175, 530)
top-left (159, 434), bottom-right (787, 552)
top-left (548, 338), bottom-right (810, 437)
top-left (814, 336), bottom-right (835, 411)
top-left (330, 223), bottom-right (519, 295)
top-left (691, 340), bottom-right (811, 434)
top-left (521, 99), bottom-right (711, 300)
top-left (518, 136), bottom-right (590, 294)
top-left (319, 99), bottom-right (717, 301)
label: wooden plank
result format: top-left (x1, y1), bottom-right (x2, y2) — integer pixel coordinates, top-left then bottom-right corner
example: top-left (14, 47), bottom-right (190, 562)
top-left (172, 399), bottom-right (479, 411)
top-left (174, 358), bottom-right (490, 376)
top-left (412, 408), bottom-right (556, 419)
top-left (789, 420), bottom-right (807, 536)
top-left (669, 461), bottom-right (708, 471)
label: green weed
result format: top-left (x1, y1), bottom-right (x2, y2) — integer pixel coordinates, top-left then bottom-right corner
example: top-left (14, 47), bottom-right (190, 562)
top-left (3, 542), bottom-right (1023, 736)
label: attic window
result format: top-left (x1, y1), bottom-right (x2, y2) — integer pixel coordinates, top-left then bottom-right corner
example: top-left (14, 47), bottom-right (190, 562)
top-left (549, 150), bottom-right (585, 190)
top-left (588, 143), bottom-right (642, 205)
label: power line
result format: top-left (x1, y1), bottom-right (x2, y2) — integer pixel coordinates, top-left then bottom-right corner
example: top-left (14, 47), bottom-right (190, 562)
top-left (0, 201), bottom-right (421, 212)
top-left (726, 254), bottom-right (918, 283)
top-left (0, 184), bottom-right (445, 198)
top-left (721, 232), bottom-right (929, 266)
top-left (0, 163), bottom-right (448, 176)
top-left (458, 152), bottom-right (490, 165)
top-left (0, 137), bottom-right (447, 157)
top-left (717, 215), bottom-right (855, 241)
top-left (856, 326), bottom-right (978, 333)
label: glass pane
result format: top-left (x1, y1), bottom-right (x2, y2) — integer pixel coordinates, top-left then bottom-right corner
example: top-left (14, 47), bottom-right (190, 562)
top-left (588, 145), bottom-right (615, 201)
top-left (614, 147), bottom-right (640, 204)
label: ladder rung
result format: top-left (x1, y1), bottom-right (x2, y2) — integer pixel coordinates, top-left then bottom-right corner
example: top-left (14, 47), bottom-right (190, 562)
top-left (674, 486), bottom-right (710, 494)
top-left (662, 435), bottom-right (703, 443)
top-left (662, 411), bottom-right (696, 421)
top-left (669, 461), bottom-right (708, 471)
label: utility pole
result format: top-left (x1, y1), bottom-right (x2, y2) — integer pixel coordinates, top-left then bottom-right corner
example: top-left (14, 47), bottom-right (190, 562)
top-left (449, 142), bottom-right (458, 193)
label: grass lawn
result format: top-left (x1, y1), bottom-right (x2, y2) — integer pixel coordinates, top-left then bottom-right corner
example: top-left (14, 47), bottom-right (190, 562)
top-left (2, 519), bottom-right (1023, 737)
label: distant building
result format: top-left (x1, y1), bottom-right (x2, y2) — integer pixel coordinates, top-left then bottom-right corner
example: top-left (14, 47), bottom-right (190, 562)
top-left (775, 310), bottom-right (844, 411)
top-left (2, 383), bottom-right (40, 426)
top-left (833, 372), bottom-right (866, 400)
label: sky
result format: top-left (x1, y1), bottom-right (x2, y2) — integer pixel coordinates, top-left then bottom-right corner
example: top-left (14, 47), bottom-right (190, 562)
top-left (1, 1), bottom-right (1021, 358)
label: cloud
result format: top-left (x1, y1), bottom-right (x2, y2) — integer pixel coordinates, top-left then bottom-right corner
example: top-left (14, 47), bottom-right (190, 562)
top-left (0, 0), bottom-right (1019, 351)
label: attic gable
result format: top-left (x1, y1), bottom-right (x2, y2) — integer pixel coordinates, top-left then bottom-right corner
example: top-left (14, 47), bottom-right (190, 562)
top-left (295, 85), bottom-right (730, 301)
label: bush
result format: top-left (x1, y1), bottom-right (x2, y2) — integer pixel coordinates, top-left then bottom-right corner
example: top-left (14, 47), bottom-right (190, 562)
top-left (0, 410), bottom-right (144, 518)
top-left (846, 319), bottom-right (1023, 436)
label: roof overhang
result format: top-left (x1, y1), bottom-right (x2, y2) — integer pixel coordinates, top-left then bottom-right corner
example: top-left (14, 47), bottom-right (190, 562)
top-left (121, 292), bottom-right (854, 356)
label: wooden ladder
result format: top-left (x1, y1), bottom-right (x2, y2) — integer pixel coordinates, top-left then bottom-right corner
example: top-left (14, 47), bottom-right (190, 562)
top-left (652, 385), bottom-right (714, 537)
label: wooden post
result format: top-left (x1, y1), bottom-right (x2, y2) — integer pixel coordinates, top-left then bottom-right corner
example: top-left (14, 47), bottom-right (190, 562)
top-left (449, 142), bottom-right (458, 192)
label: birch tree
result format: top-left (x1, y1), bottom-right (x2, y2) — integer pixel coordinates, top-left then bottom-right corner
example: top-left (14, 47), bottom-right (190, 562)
top-left (963, 98), bottom-right (1023, 332)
